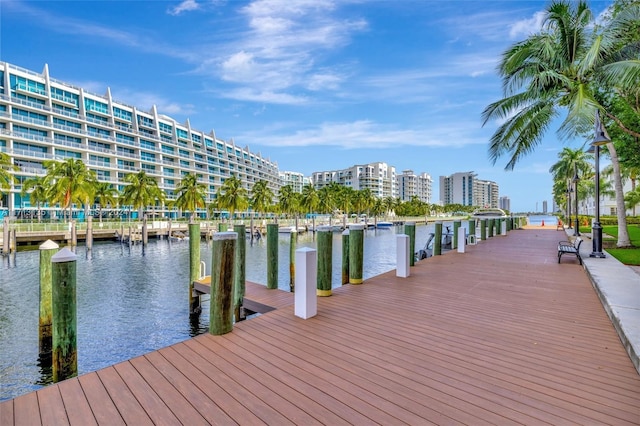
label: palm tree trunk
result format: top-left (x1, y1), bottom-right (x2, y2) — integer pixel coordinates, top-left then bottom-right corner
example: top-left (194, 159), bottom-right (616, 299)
top-left (608, 143), bottom-right (631, 247)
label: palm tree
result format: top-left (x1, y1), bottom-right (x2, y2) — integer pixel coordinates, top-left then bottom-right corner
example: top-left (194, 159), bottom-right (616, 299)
top-left (0, 152), bottom-right (17, 197)
top-left (317, 185), bottom-right (336, 215)
top-left (277, 184), bottom-right (298, 218)
top-left (550, 147), bottom-right (594, 216)
top-left (174, 173), bottom-right (207, 221)
top-left (43, 158), bottom-right (96, 222)
top-left (93, 182), bottom-right (118, 223)
top-left (21, 175), bottom-right (49, 223)
top-left (299, 184), bottom-right (319, 217)
top-left (482, 0), bottom-right (639, 247)
top-left (120, 170), bottom-right (164, 219)
top-left (216, 175), bottom-right (248, 223)
top-left (249, 180), bottom-right (274, 219)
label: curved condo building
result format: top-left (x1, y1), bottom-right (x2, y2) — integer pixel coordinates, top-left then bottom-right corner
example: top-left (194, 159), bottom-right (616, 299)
top-left (0, 62), bottom-right (281, 219)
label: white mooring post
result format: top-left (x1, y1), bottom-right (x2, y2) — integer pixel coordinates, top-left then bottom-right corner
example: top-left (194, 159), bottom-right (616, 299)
top-left (396, 234), bottom-right (410, 278)
top-left (457, 228), bottom-right (466, 253)
top-left (501, 220), bottom-right (507, 235)
top-left (295, 247), bottom-right (317, 319)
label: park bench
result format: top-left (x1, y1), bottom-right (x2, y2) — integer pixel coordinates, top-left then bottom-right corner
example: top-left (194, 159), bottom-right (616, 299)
top-left (558, 237), bottom-right (583, 265)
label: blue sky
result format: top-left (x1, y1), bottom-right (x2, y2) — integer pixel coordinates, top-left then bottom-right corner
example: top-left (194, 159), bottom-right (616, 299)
top-left (1, 0), bottom-right (613, 212)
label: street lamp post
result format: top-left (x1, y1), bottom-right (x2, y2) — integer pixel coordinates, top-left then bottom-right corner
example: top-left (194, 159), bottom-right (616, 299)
top-left (567, 181), bottom-right (573, 229)
top-left (573, 166), bottom-right (580, 236)
top-left (590, 110), bottom-right (609, 258)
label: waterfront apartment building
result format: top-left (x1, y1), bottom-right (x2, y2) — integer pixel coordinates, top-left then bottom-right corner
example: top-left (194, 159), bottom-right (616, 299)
top-left (311, 162), bottom-right (397, 199)
top-left (0, 62), bottom-right (281, 219)
top-left (397, 169), bottom-right (432, 203)
top-left (499, 196), bottom-right (511, 212)
top-left (439, 171), bottom-right (499, 208)
top-left (279, 170), bottom-right (308, 193)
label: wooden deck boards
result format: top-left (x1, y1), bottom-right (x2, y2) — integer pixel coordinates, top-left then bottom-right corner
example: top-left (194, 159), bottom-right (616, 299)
top-left (2, 228), bottom-right (639, 424)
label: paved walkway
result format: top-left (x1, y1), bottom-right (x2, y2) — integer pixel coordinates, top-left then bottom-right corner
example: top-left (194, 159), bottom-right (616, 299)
top-left (1, 227), bottom-right (639, 424)
top-left (572, 229), bottom-right (640, 375)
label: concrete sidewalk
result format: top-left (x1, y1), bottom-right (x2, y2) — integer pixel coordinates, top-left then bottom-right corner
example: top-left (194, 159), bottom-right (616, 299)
top-left (574, 232), bottom-right (640, 375)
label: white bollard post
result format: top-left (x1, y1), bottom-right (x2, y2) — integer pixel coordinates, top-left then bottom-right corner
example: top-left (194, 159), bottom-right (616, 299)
top-left (396, 234), bottom-right (410, 278)
top-left (457, 228), bottom-right (466, 253)
top-left (295, 247), bottom-right (317, 319)
top-left (501, 220), bottom-right (507, 235)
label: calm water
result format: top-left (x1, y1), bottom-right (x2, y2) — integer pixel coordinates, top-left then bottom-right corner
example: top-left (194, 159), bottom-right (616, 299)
top-left (0, 222), bottom-right (447, 401)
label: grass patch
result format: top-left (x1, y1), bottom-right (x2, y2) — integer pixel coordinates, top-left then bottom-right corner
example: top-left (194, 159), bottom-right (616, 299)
top-left (601, 225), bottom-right (640, 266)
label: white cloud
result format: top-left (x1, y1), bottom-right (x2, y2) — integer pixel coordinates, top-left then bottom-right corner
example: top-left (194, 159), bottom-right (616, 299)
top-left (237, 119), bottom-right (488, 149)
top-left (509, 11), bottom-right (546, 39)
top-left (168, 0), bottom-right (200, 16)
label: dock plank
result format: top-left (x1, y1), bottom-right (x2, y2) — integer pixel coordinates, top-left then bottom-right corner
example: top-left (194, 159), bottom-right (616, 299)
top-left (37, 385), bottom-right (69, 426)
top-left (56, 378), bottom-right (97, 426)
top-left (12, 391), bottom-right (40, 426)
top-left (76, 373), bottom-right (125, 426)
top-left (3, 228), bottom-right (640, 424)
top-left (95, 367), bottom-right (153, 426)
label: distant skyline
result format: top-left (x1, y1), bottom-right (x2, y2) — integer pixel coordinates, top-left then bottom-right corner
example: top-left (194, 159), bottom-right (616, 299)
top-left (1, 0), bottom-right (614, 212)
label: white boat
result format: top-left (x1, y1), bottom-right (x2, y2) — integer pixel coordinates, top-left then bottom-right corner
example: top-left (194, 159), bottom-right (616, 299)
top-left (376, 221), bottom-right (394, 229)
top-left (471, 208), bottom-right (507, 219)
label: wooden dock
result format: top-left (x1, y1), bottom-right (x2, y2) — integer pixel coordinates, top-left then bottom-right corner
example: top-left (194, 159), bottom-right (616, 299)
top-left (2, 227), bottom-right (639, 424)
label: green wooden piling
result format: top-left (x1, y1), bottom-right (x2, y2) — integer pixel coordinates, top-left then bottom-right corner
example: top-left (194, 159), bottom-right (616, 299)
top-left (506, 217), bottom-right (512, 232)
top-left (488, 219), bottom-right (494, 238)
top-left (341, 229), bottom-right (349, 285)
top-left (317, 226), bottom-right (332, 296)
top-left (188, 222), bottom-right (201, 316)
top-left (266, 223), bottom-right (278, 289)
top-left (289, 229), bottom-right (296, 292)
top-left (51, 247), bottom-right (78, 382)
top-left (209, 232), bottom-right (236, 335)
top-left (434, 221), bottom-right (442, 256)
top-left (348, 224), bottom-right (364, 284)
top-left (480, 219), bottom-right (487, 240)
top-left (495, 218), bottom-right (501, 236)
top-left (234, 224), bottom-right (246, 320)
top-left (452, 220), bottom-right (461, 250)
top-left (39, 240), bottom-right (59, 356)
top-left (468, 219), bottom-right (476, 238)
top-left (404, 222), bottom-right (416, 266)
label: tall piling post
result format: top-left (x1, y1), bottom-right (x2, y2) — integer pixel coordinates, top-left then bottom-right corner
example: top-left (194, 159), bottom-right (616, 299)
top-left (348, 224), bottom-right (365, 284)
top-left (2, 216), bottom-right (8, 255)
top-left (289, 229), bottom-right (296, 292)
top-left (188, 222), bottom-right (201, 316)
top-left (316, 226), bottom-right (332, 296)
top-left (488, 219), bottom-right (494, 238)
top-left (469, 219), bottom-right (476, 240)
top-left (86, 216), bottom-right (93, 250)
top-left (404, 222), bottom-right (416, 266)
top-left (10, 229), bottom-right (17, 254)
top-left (39, 240), bottom-right (59, 356)
top-left (209, 232), bottom-right (237, 335)
top-left (142, 214), bottom-right (148, 246)
top-left (70, 221), bottom-right (77, 248)
top-left (341, 229), bottom-right (349, 285)
top-left (434, 221), bottom-right (443, 256)
top-left (51, 247), bottom-right (78, 382)
top-left (480, 219), bottom-right (487, 240)
top-left (233, 224), bottom-right (246, 321)
top-left (452, 220), bottom-right (461, 250)
top-left (266, 223), bottom-right (278, 289)
top-left (495, 218), bottom-right (502, 236)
